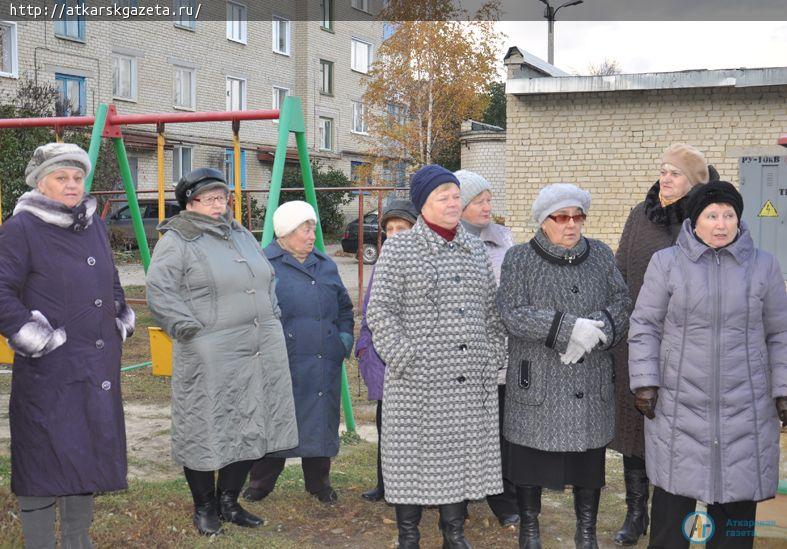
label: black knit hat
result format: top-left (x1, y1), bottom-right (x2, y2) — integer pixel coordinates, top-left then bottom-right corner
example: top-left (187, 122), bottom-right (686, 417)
top-left (175, 168), bottom-right (229, 208)
top-left (687, 180), bottom-right (743, 227)
top-left (381, 198), bottom-right (418, 227)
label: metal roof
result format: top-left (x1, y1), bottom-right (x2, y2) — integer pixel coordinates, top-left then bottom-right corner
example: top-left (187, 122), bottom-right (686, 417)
top-left (506, 66), bottom-right (787, 95)
top-left (503, 46), bottom-right (570, 78)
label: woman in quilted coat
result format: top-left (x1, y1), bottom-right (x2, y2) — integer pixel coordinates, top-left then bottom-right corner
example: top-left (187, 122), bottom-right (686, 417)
top-left (629, 181), bottom-right (787, 549)
top-left (146, 168), bottom-right (298, 536)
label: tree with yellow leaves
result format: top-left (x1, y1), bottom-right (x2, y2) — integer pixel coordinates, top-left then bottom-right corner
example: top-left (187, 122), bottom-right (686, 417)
top-left (362, 0), bottom-right (502, 176)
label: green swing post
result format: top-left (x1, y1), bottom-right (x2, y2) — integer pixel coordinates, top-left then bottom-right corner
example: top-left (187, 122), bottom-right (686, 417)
top-left (113, 136), bottom-right (152, 271)
top-left (263, 97), bottom-right (357, 434)
top-left (83, 104), bottom-right (108, 193)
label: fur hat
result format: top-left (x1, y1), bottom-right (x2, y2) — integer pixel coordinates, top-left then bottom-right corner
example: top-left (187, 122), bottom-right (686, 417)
top-left (174, 168), bottom-right (229, 208)
top-left (25, 142), bottom-right (91, 187)
top-left (273, 200), bottom-right (317, 238)
top-left (380, 198), bottom-right (418, 227)
top-left (532, 183), bottom-right (591, 225)
top-left (409, 164), bottom-right (460, 213)
top-left (455, 169), bottom-right (493, 209)
top-left (687, 180), bottom-right (743, 227)
top-left (661, 143), bottom-right (709, 186)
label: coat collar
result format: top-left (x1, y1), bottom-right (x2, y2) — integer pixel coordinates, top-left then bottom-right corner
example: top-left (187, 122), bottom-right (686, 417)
top-left (412, 216), bottom-right (475, 255)
top-left (643, 180), bottom-right (692, 226)
top-left (676, 218), bottom-right (754, 265)
top-left (13, 190), bottom-right (97, 232)
top-left (264, 240), bottom-right (328, 274)
top-left (460, 220), bottom-right (511, 248)
top-left (530, 229), bottom-right (590, 266)
top-left (157, 210), bottom-right (242, 241)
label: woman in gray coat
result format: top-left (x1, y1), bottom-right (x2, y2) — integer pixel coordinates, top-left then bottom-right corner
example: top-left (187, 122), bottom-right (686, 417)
top-left (146, 168), bottom-right (298, 536)
top-left (629, 181), bottom-right (787, 549)
top-left (367, 164), bottom-right (506, 549)
top-left (497, 183), bottom-right (631, 549)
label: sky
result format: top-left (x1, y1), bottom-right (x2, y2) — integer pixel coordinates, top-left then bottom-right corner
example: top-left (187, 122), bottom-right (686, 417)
top-left (496, 21), bottom-right (787, 76)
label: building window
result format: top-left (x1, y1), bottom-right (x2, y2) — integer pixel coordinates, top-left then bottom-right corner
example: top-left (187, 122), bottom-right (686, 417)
top-left (174, 0), bottom-right (196, 31)
top-left (173, 65), bottom-right (195, 109)
top-left (319, 117), bottom-right (333, 151)
top-left (351, 161), bottom-right (371, 185)
top-left (55, 73), bottom-right (86, 116)
top-left (387, 102), bottom-right (407, 124)
top-left (54, 1), bottom-right (86, 41)
top-left (226, 1), bottom-right (247, 43)
top-left (272, 86), bottom-right (289, 112)
top-left (0, 21), bottom-right (19, 78)
top-left (320, 0), bottom-right (333, 31)
top-left (351, 0), bottom-right (370, 13)
top-left (383, 22), bottom-right (396, 40)
top-left (320, 59), bottom-right (333, 95)
top-left (226, 76), bottom-right (246, 111)
top-left (272, 16), bottom-right (290, 55)
top-left (352, 101), bottom-right (368, 134)
top-left (351, 39), bottom-right (372, 74)
top-left (224, 149), bottom-right (247, 190)
top-left (112, 53), bottom-right (137, 101)
top-left (173, 146), bottom-right (192, 183)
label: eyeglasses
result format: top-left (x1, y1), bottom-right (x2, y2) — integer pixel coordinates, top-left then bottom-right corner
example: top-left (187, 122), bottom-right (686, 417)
top-left (192, 195), bottom-right (229, 206)
top-left (547, 213), bottom-right (587, 224)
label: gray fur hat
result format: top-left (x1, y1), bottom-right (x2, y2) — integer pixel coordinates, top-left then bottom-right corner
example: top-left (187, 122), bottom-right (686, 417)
top-left (455, 169), bottom-right (493, 209)
top-left (532, 183), bottom-right (591, 225)
top-left (25, 142), bottom-right (92, 187)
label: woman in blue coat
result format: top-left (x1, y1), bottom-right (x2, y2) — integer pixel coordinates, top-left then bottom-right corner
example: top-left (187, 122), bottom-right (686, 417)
top-left (0, 143), bottom-right (134, 548)
top-left (244, 201), bottom-right (354, 504)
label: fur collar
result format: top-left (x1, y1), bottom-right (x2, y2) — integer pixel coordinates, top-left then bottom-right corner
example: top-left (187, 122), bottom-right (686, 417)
top-left (13, 190), bottom-right (97, 232)
top-left (643, 180), bottom-right (691, 226)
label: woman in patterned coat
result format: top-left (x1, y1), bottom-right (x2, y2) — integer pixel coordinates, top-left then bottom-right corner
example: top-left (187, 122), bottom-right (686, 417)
top-left (367, 164), bottom-right (506, 549)
top-left (497, 183), bottom-right (631, 549)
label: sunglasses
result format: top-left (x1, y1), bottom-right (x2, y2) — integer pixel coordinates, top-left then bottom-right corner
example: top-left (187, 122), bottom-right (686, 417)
top-left (192, 195), bottom-right (229, 206)
top-left (547, 213), bottom-right (587, 224)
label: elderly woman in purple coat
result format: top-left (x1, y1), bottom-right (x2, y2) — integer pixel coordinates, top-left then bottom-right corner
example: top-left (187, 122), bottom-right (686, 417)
top-left (0, 143), bottom-right (134, 548)
top-left (355, 198), bottom-right (417, 502)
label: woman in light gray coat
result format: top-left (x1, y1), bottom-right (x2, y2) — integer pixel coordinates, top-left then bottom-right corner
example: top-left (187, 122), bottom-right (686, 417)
top-left (497, 183), bottom-right (631, 549)
top-left (629, 181), bottom-right (787, 549)
top-left (146, 168), bottom-right (297, 536)
top-left (368, 164), bottom-right (506, 549)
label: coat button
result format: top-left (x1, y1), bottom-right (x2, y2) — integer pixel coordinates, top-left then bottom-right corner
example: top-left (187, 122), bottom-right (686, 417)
top-left (254, 351), bottom-right (261, 357)
top-left (287, 332), bottom-right (294, 338)
top-left (87, 256), bottom-right (96, 266)
top-left (95, 339), bottom-right (105, 349)
top-left (454, 275), bottom-right (461, 283)
top-left (571, 286), bottom-right (579, 293)
top-left (311, 280), bottom-right (316, 285)
top-left (253, 318), bottom-right (259, 327)
top-left (245, 289), bottom-right (256, 294)
top-left (94, 299), bottom-right (103, 307)
top-left (458, 344), bottom-right (467, 351)
top-left (456, 375), bottom-right (466, 383)
top-left (317, 354), bottom-right (322, 359)
top-left (101, 380), bottom-right (111, 391)
top-left (575, 391), bottom-right (584, 399)
top-left (318, 391), bottom-right (324, 397)
top-left (457, 308), bottom-right (464, 315)
top-left (448, 243), bottom-right (454, 249)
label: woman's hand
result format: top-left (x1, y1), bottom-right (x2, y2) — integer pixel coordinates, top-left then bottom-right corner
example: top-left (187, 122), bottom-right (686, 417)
top-left (339, 332), bottom-right (354, 358)
top-left (569, 318), bottom-right (607, 353)
top-left (635, 387), bottom-right (659, 419)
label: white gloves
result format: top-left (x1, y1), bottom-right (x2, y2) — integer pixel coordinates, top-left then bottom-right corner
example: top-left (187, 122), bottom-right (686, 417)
top-left (560, 318), bottom-right (606, 365)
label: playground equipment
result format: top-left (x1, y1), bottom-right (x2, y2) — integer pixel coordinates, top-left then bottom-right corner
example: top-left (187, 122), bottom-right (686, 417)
top-left (0, 97), bottom-right (357, 432)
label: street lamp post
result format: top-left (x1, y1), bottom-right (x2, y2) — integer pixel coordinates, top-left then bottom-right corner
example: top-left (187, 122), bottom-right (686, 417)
top-left (539, 0), bottom-right (584, 65)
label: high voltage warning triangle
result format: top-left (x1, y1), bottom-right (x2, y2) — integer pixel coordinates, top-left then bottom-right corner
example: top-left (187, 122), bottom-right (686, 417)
top-left (758, 200), bottom-right (778, 217)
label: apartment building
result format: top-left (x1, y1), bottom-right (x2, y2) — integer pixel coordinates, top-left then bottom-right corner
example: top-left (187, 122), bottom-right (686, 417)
top-left (0, 2), bottom-right (384, 206)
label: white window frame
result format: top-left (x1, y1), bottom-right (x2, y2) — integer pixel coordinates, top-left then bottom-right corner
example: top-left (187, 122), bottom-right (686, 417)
top-left (351, 101), bottom-right (368, 134)
top-left (0, 21), bottom-right (19, 78)
top-left (173, 64), bottom-right (196, 110)
top-left (272, 16), bottom-right (290, 56)
top-left (112, 53), bottom-right (137, 101)
top-left (272, 86), bottom-right (289, 122)
top-left (320, 59), bottom-right (333, 95)
top-left (173, 145), bottom-right (193, 183)
top-left (319, 117), bottom-right (333, 151)
top-left (351, 38), bottom-right (372, 74)
top-left (226, 1), bottom-right (247, 44)
top-left (226, 76), bottom-right (247, 111)
top-left (351, 0), bottom-right (370, 13)
top-left (174, 0), bottom-right (196, 31)
top-left (320, 0), bottom-right (333, 31)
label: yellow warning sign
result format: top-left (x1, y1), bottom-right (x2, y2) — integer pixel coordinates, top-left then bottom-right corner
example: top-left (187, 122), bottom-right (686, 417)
top-left (758, 200), bottom-right (779, 217)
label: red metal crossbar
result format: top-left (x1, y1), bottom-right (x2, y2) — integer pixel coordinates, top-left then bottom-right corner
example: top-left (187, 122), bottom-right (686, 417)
top-left (780, 134), bottom-right (787, 147)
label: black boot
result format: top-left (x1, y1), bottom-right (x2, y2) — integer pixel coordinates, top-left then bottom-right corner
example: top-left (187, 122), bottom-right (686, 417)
top-left (361, 485), bottom-right (385, 502)
top-left (439, 503), bottom-right (472, 549)
top-left (613, 469), bottom-right (649, 546)
top-left (516, 485), bottom-right (542, 549)
top-left (184, 468), bottom-right (222, 536)
top-left (395, 504), bottom-right (422, 549)
top-left (218, 490), bottom-right (264, 527)
top-left (573, 487), bottom-right (601, 549)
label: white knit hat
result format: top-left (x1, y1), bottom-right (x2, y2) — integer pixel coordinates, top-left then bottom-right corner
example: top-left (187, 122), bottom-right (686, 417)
top-left (273, 200), bottom-right (317, 238)
top-left (455, 169), bottom-right (492, 209)
top-left (25, 142), bottom-right (91, 187)
top-left (531, 183), bottom-right (591, 225)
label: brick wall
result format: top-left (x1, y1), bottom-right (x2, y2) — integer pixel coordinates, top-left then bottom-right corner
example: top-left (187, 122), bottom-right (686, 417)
top-left (505, 85), bottom-right (787, 247)
top-left (459, 126), bottom-right (507, 219)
